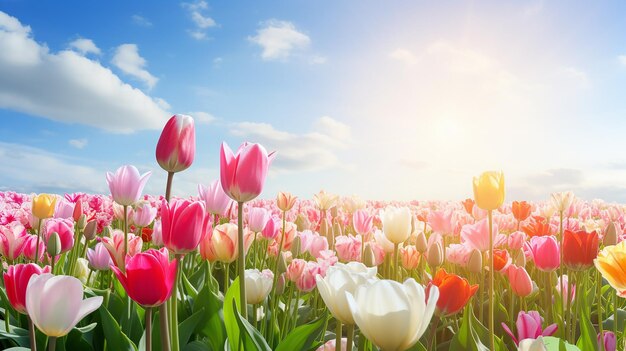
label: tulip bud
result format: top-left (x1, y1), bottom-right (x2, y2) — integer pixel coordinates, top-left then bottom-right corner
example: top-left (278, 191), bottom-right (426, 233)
top-left (467, 249), bottom-right (483, 273)
top-left (513, 249), bottom-right (526, 267)
top-left (275, 274), bottom-right (286, 295)
top-left (330, 207), bottom-right (338, 219)
top-left (332, 221), bottom-right (343, 239)
top-left (278, 253), bottom-right (289, 274)
top-left (72, 199), bottom-right (83, 222)
top-left (102, 225), bottom-right (113, 238)
top-left (77, 214), bottom-right (87, 231)
top-left (363, 243), bottom-right (377, 267)
top-left (276, 192), bottom-right (297, 212)
top-left (294, 214), bottom-right (311, 231)
top-left (415, 231), bottom-right (428, 253)
top-left (320, 218), bottom-right (332, 244)
top-left (83, 220), bottom-right (98, 241)
top-left (156, 114), bottom-right (195, 173)
top-left (604, 222), bottom-right (619, 246)
top-left (290, 236), bottom-right (302, 257)
top-left (427, 241), bottom-right (443, 267)
top-left (46, 232), bottom-right (61, 258)
top-left (74, 258), bottom-right (90, 284)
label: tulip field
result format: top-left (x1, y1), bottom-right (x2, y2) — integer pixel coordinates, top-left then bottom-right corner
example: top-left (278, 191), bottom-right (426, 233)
top-left (1, 115), bottom-right (625, 351)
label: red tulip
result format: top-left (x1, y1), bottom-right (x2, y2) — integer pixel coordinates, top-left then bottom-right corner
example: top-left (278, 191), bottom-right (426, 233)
top-left (426, 268), bottom-right (478, 316)
top-left (522, 216), bottom-right (552, 238)
top-left (156, 114), bottom-right (195, 173)
top-left (111, 248), bottom-right (177, 307)
top-left (563, 229), bottom-right (599, 271)
top-left (512, 201), bottom-right (532, 222)
top-left (160, 199), bottom-right (207, 254)
top-left (220, 142), bottom-right (275, 203)
top-left (4, 263), bottom-right (51, 314)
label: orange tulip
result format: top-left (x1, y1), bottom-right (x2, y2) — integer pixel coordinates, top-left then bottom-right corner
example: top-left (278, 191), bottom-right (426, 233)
top-left (595, 241), bottom-right (626, 297)
top-left (511, 201), bottom-right (532, 222)
top-left (522, 216), bottom-right (552, 238)
top-left (462, 198), bottom-right (475, 215)
top-left (276, 191), bottom-right (297, 212)
top-left (426, 268), bottom-right (478, 316)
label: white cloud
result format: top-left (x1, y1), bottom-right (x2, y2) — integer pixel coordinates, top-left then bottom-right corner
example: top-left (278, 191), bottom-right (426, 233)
top-left (68, 38), bottom-right (100, 55)
top-left (182, 1), bottom-right (217, 40)
top-left (68, 138), bottom-right (88, 149)
top-left (188, 111), bottom-right (216, 124)
top-left (111, 44), bottom-right (159, 89)
top-left (248, 20), bottom-right (311, 61)
top-left (0, 11), bottom-right (169, 133)
top-left (229, 116), bottom-right (351, 172)
top-left (558, 66), bottom-right (589, 88)
top-left (132, 15), bottom-right (153, 27)
top-left (309, 55), bottom-right (327, 65)
top-left (618, 55), bottom-right (626, 66)
top-left (389, 48), bottom-right (417, 66)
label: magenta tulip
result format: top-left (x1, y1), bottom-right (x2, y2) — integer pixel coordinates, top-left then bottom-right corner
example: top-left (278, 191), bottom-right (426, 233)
top-left (198, 180), bottom-right (233, 216)
top-left (528, 235), bottom-right (560, 272)
top-left (4, 263), bottom-right (51, 314)
top-left (220, 142), bottom-right (275, 203)
top-left (156, 114), bottom-right (195, 173)
top-left (106, 165), bottom-right (151, 206)
top-left (111, 248), bottom-right (177, 307)
top-left (160, 199), bottom-right (207, 254)
top-left (502, 310), bottom-right (557, 345)
top-left (43, 218), bottom-right (74, 254)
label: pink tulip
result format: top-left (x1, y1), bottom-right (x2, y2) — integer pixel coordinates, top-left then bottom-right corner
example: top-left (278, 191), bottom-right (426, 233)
top-left (507, 265), bottom-right (533, 297)
top-left (335, 234), bottom-right (362, 262)
top-left (508, 231), bottom-right (526, 250)
top-left (0, 223), bottom-right (27, 261)
top-left (300, 231), bottom-right (329, 258)
top-left (400, 245), bottom-right (420, 269)
top-left (501, 310), bottom-right (557, 345)
top-left (72, 197), bottom-right (83, 222)
top-left (353, 209), bottom-right (373, 237)
top-left (131, 202), bottom-right (157, 227)
top-left (287, 258), bottom-right (307, 282)
top-left (53, 199), bottom-right (74, 219)
top-left (296, 261), bottom-right (321, 292)
top-left (248, 207), bottom-right (270, 233)
top-left (111, 248), bottom-right (177, 307)
top-left (317, 338), bottom-right (352, 351)
top-left (446, 243), bottom-right (472, 266)
top-left (428, 210), bottom-right (455, 236)
top-left (461, 218), bottom-right (507, 252)
top-left (528, 235), bottom-right (560, 272)
top-left (220, 142), bottom-right (275, 203)
top-left (102, 229), bottom-right (143, 269)
top-left (43, 218), bottom-right (74, 254)
top-left (87, 242), bottom-right (114, 271)
top-left (4, 263), bottom-right (51, 314)
top-left (106, 165), bottom-right (151, 206)
top-left (152, 219), bottom-right (164, 247)
top-left (160, 199), bottom-right (207, 254)
top-left (22, 234), bottom-right (45, 262)
top-left (198, 180), bottom-right (234, 216)
top-left (598, 331), bottom-right (616, 351)
top-left (261, 216), bottom-right (280, 240)
top-left (199, 224), bottom-right (218, 262)
top-left (555, 275), bottom-right (575, 305)
top-left (156, 114), bottom-right (195, 173)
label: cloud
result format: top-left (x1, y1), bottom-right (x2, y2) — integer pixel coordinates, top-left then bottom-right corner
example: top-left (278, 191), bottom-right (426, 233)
top-left (229, 116), bottom-right (351, 172)
top-left (132, 15), bottom-right (153, 27)
top-left (309, 55), bottom-right (327, 65)
top-left (188, 111), bottom-right (216, 124)
top-left (111, 44), bottom-right (159, 89)
top-left (618, 55), bottom-right (626, 66)
top-left (68, 138), bottom-right (88, 149)
top-left (558, 66), bottom-right (589, 88)
top-left (68, 38), bottom-right (100, 55)
top-left (0, 11), bottom-right (169, 133)
top-left (182, 1), bottom-right (217, 40)
top-left (389, 48), bottom-right (417, 66)
top-left (248, 20), bottom-right (311, 61)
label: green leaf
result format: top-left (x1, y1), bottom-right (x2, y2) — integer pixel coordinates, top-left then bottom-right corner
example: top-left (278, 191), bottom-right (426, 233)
top-left (602, 308), bottom-right (626, 331)
top-left (224, 277), bottom-right (241, 351)
top-left (193, 285), bottom-right (226, 351)
top-left (182, 271), bottom-right (199, 300)
top-left (232, 299), bottom-right (272, 351)
top-left (74, 322), bottom-right (97, 334)
top-left (179, 308), bottom-right (205, 348)
top-left (543, 336), bottom-right (581, 351)
top-left (449, 306), bottom-right (489, 351)
top-left (406, 341), bottom-right (428, 351)
top-left (469, 306), bottom-right (507, 351)
top-left (576, 296), bottom-right (598, 351)
top-left (276, 313), bottom-right (327, 351)
top-left (65, 328), bottom-right (95, 351)
top-left (183, 340), bottom-right (212, 351)
top-left (0, 323), bottom-right (29, 348)
top-left (98, 306), bottom-right (137, 351)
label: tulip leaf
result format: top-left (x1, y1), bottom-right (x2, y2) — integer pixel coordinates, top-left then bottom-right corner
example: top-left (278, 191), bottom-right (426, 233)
top-left (224, 277), bottom-right (242, 351)
top-left (98, 306), bottom-right (137, 351)
top-left (63, 328), bottom-right (95, 351)
top-left (602, 308), bottom-right (626, 331)
top-left (0, 324), bottom-right (29, 348)
top-left (4, 347), bottom-right (30, 351)
top-left (543, 336), bottom-right (581, 351)
top-left (183, 340), bottom-right (211, 351)
top-left (194, 284), bottom-right (226, 351)
top-left (275, 313), bottom-right (326, 351)
top-left (449, 306), bottom-right (489, 351)
top-left (576, 294), bottom-right (598, 351)
top-left (179, 308), bottom-right (204, 348)
top-left (468, 304), bottom-right (507, 351)
top-left (232, 299), bottom-right (272, 351)
top-left (405, 341), bottom-right (428, 351)
top-left (74, 322), bottom-right (97, 333)
top-left (182, 271), bottom-right (199, 300)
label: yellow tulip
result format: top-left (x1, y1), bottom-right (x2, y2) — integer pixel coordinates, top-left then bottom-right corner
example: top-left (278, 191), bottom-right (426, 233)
top-left (595, 241), bottom-right (626, 297)
top-left (472, 171), bottom-right (505, 211)
top-left (31, 194), bottom-right (56, 219)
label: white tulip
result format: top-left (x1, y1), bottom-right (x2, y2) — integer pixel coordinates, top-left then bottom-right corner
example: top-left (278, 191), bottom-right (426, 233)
top-left (550, 191), bottom-right (575, 213)
top-left (381, 206), bottom-right (412, 244)
top-left (346, 278), bottom-right (438, 351)
top-left (517, 337), bottom-right (547, 351)
top-left (316, 262), bottom-right (377, 325)
top-left (245, 269), bottom-right (273, 304)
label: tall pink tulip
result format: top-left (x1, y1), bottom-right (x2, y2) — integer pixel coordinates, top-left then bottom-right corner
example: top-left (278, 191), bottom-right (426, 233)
top-left (156, 114), bottom-right (195, 173)
top-left (0, 223), bottom-right (27, 261)
top-left (219, 142), bottom-right (275, 203)
top-left (160, 199), bottom-right (207, 254)
top-left (106, 165), bottom-right (151, 206)
top-left (132, 202), bottom-right (157, 227)
top-left (43, 218), bottom-right (74, 255)
top-left (4, 263), bottom-right (51, 314)
top-left (198, 180), bottom-right (233, 216)
top-left (353, 209), bottom-right (373, 237)
top-left (507, 265), bottom-right (533, 297)
top-left (528, 235), bottom-right (560, 272)
top-left (461, 218), bottom-right (507, 252)
top-left (111, 248), bottom-right (177, 307)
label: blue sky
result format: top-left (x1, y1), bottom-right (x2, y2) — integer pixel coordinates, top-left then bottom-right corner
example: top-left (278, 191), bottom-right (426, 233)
top-left (2, 1), bottom-right (626, 202)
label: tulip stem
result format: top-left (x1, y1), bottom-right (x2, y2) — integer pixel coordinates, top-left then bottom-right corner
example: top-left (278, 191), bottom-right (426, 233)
top-left (237, 201), bottom-right (248, 319)
top-left (598, 270), bottom-right (605, 351)
top-left (223, 262), bottom-right (230, 293)
top-left (614, 289), bottom-right (618, 337)
top-left (428, 314), bottom-right (440, 350)
top-left (487, 210), bottom-right (495, 351)
top-left (28, 316), bottom-right (36, 351)
top-left (394, 243), bottom-right (400, 282)
top-left (35, 219), bottom-right (42, 265)
top-left (159, 303), bottom-right (171, 351)
top-left (145, 307), bottom-right (153, 351)
top-left (335, 321), bottom-right (342, 351)
top-left (165, 172), bottom-right (174, 202)
top-left (170, 254), bottom-right (183, 351)
top-left (48, 337), bottom-right (57, 351)
top-left (346, 324), bottom-right (355, 351)
top-left (558, 211), bottom-right (565, 326)
top-left (123, 205), bottom-right (128, 260)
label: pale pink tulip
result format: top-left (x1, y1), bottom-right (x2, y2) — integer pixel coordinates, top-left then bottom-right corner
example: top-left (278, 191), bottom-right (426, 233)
top-left (220, 142), bottom-right (275, 203)
top-left (198, 180), bottom-right (234, 216)
top-left (335, 234), bottom-right (362, 262)
top-left (353, 209), bottom-right (373, 237)
top-left (507, 265), bottom-right (533, 297)
top-left (428, 210), bottom-right (455, 236)
top-left (0, 223), bottom-right (27, 261)
top-left (106, 165), bottom-right (151, 206)
top-left (248, 207), bottom-right (270, 233)
top-left (461, 218), bottom-right (507, 252)
top-left (87, 242), bottom-right (113, 271)
top-left (212, 223), bottom-right (253, 263)
top-left (131, 202), bottom-right (157, 227)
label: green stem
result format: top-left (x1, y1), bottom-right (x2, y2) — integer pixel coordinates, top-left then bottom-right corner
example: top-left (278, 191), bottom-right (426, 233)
top-left (335, 321), bottom-right (343, 351)
top-left (145, 307), bottom-right (153, 351)
top-left (394, 242), bottom-right (400, 282)
top-left (559, 212), bottom-right (565, 325)
top-left (346, 324), bottom-right (355, 351)
top-left (165, 172), bottom-right (174, 202)
top-left (28, 316), bottom-right (36, 351)
top-left (123, 205), bottom-right (128, 260)
top-left (48, 337), bottom-right (57, 351)
top-left (223, 262), bottom-right (230, 293)
top-left (170, 254), bottom-right (183, 351)
top-left (35, 219), bottom-right (42, 265)
top-left (357, 331), bottom-right (366, 351)
top-left (428, 314), bottom-right (441, 350)
top-left (488, 210), bottom-right (495, 351)
top-left (159, 303), bottom-right (171, 351)
top-left (237, 202), bottom-right (247, 318)
top-left (614, 289), bottom-right (618, 337)
top-left (598, 270), bottom-right (605, 351)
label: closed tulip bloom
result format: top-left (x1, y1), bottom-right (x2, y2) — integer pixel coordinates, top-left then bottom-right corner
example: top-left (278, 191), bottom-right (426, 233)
top-left (595, 241), bottom-right (626, 297)
top-left (161, 199), bottom-right (207, 254)
top-left (512, 201), bottom-right (532, 222)
top-left (0, 224), bottom-right (27, 261)
top-left (346, 278), bottom-right (438, 351)
top-left (106, 165), bottom-right (151, 206)
top-left (462, 198), bottom-right (475, 214)
top-left (22, 234), bottom-right (45, 262)
top-left (296, 261), bottom-right (322, 292)
top-left (507, 265), bottom-right (533, 297)
top-left (220, 142), bottom-right (275, 203)
top-left (381, 206), bottom-right (412, 244)
top-left (277, 191), bottom-right (297, 212)
top-left (4, 263), bottom-right (51, 314)
top-left (400, 245), bottom-right (420, 270)
top-left (528, 236), bottom-right (560, 272)
top-left (54, 199), bottom-right (74, 219)
top-left (335, 234), bottom-right (362, 262)
top-left (199, 227), bottom-right (218, 262)
top-left (427, 268), bottom-right (478, 316)
top-left (502, 311), bottom-right (557, 346)
top-left (261, 216), bottom-right (280, 240)
top-left (248, 207), bottom-right (270, 233)
top-left (352, 209), bottom-right (374, 237)
top-left (212, 223), bottom-right (253, 263)
top-left (43, 218), bottom-right (74, 254)
top-left (198, 180), bottom-right (233, 216)
top-left (491, 249), bottom-right (512, 272)
top-left (102, 229), bottom-right (143, 269)
top-left (132, 202), bottom-right (157, 227)
top-left (245, 269), bottom-right (274, 304)
top-left (156, 114), bottom-right (195, 173)
top-left (111, 248), bottom-right (177, 307)
top-left (517, 337), bottom-right (547, 351)
top-left (598, 331), bottom-right (616, 351)
top-left (316, 262), bottom-right (377, 325)
top-left (87, 242), bottom-right (114, 271)
top-left (314, 190), bottom-right (339, 211)
top-left (563, 229), bottom-right (599, 271)
top-left (550, 191), bottom-right (575, 213)
top-left (32, 194), bottom-right (57, 219)
top-left (472, 171), bottom-right (505, 211)
top-left (26, 274), bottom-right (103, 337)
top-left (508, 231), bottom-right (526, 250)
top-left (426, 240), bottom-right (444, 267)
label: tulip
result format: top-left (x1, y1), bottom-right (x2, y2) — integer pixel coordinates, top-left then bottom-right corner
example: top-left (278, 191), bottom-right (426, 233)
top-left (507, 265), bottom-right (533, 297)
top-left (426, 240), bottom-right (444, 267)
top-left (277, 191), bottom-right (297, 212)
top-left (335, 234), bottom-right (362, 262)
top-left (26, 273), bottom-right (103, 337)
top-left (551, 191), bottom-right (575, 214)
top-left (428, 210), bottom-right (455, 236)
top-left (198, 180), bottom-right (233, 217)
top-left (106, 165), bottom-right (151, 206)
top-left (220, 142), bottom-right (275, 203)
top-left (72, 197), bottom-right (83, 222)
top-left (400, 245), bottom-right (420, 270)
top-left (199, 227), bottom-right (218, 262)
top-left (4, 263), bottom-right (51, 314)
top-left (152, 219), bottom-right (164, 247)
top-left (555, 275), bottom-right (575, 305)
top-left (43, 218), bottom-right (74, 255)
top-left (212, 223), bottom-right (253, 263)
top-left (522, 216), bottom-right (553, 238)
top-left (32, 194), bottom-right (56, 220)
top-left (244, 269), bottom-right (273, 304)
top-left (111, 248), bottom-right (177, 307)
top-left (508, 231), bottom-right (526, 250)
top-left (604, 222), bottom-right (620, 246)
top-left (132, 201), bottom-right (157, 227)
top-left (160, 199), bottom-right (206, 254)
top-left (491, 249), bottom-right (512, 272)
top-left (346, 278), bottom-right (438, 351)
top-left (528, 236), bottom-right (560, 272)
top-left (316, 339), bottom-right (352, 351)
top-left (427, 268), bottom-right (478, 316)
top-left (261, 216), bottom-right (280, 240)
top-left (296, 261), bottom-right (322, 292)
top-left (502, 311), bottom-right (557, 346)
top-left (101, 229), bottom-right (143, 269)
top-left (54, 199), bottom-right (74, 219)
top-left (512, 201), bottom-right (532, 222)
top-left (517, 337), bottom-right (547, 351)
top-left (563, 229), bottom-right (598, 271)
top-left (314, 190), bottom-right (339, 211)
top-left (595, 241), bottom-right (626, 297)
top-left (156, 114), bottom-right (195, 173)
top-left (0, 223), bottom-right (27, 261)
top-left (461, 218), bottom-right (506, 252)
top-left (248, 207), bottom-right (270, 233)
top-left (598, 331), bottom-right (616, 351)
top-left (352, 209), bottom-right (373, 237)
top-left (22, 234), bottom-right (45, 262)
top-left (462, 198), bottom-right (475, 214)
top-left (287, 258), bottom-right (307, 282)
top-left (381, 206), bottom-right (412, 244)
top-left (87, 242), bottom-right (114, 271)
top-left (472, 171), bottom-right (505, 211)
